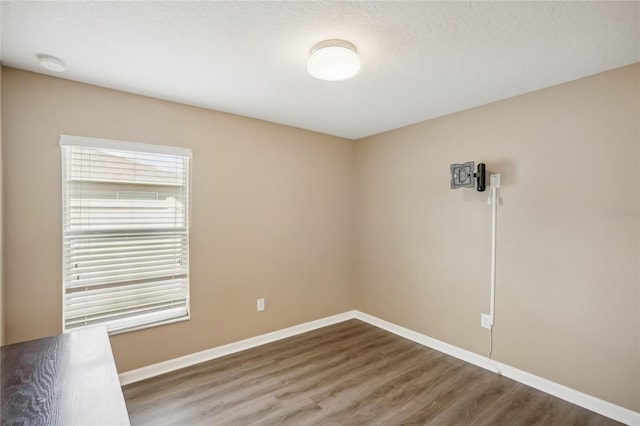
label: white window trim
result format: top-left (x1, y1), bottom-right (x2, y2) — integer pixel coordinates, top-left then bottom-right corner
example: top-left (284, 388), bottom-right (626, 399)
top-left (59, 135), bottom-right (193, 158)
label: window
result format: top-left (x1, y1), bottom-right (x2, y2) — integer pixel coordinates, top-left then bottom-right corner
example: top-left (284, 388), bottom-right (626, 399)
top-left (60, 135), bottom-right (191, 334)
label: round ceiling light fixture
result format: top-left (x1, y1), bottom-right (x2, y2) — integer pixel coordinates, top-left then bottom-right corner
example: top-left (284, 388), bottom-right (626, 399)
top-left (307, 39), bottom-right (361, 81)
top-left (37, 54), bottom-right (66, 72)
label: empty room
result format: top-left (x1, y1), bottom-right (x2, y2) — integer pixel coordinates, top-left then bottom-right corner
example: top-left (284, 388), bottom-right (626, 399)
top-left (0, 1), bottom-right (638, 425)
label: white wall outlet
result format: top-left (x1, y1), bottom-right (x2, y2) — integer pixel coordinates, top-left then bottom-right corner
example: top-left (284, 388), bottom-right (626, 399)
top-left (257, 298), bottom-right (265, 312)
top-left (481, 313), bottom-right (493, 329)
top-left (490, 173), bottom-right (501, 188)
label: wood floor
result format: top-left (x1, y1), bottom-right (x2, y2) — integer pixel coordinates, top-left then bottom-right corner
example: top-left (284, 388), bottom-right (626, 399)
top-left (123, 320), bottom-right (622, 425)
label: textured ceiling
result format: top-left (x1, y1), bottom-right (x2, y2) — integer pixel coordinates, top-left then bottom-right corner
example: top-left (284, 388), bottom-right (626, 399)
top-left (1, 1), bottom-right (639, 140)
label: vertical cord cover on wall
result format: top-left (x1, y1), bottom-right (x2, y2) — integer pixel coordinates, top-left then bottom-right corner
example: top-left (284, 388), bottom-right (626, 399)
top-left (487, 174), bottom-right (501, 374)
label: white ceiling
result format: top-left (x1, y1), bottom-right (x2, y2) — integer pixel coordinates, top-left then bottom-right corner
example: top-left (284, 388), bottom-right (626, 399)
top-left (1, 1), bottom-right (639, 140)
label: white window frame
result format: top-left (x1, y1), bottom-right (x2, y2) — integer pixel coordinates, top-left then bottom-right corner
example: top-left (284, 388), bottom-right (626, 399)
top-left (60, 135), bottom-right (192, 335)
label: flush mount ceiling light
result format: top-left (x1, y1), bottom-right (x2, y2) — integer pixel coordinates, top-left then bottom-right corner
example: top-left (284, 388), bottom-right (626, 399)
top-left (37, 54), bottom-right (66, 72)
top-left (307, 39), bottom-right (361, 81)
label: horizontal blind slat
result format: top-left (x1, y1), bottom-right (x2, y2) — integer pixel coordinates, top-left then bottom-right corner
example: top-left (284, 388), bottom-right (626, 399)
top-left (64, 271), bottom-right (188, 289)
top-left (65, 307), bottom-right (189, 332)
top-left (66, 289), bottom-right (187, 316)
top-left (65, 295), bottom-right (187, 318)
top-left (65, 307), bottom-right (188, 330)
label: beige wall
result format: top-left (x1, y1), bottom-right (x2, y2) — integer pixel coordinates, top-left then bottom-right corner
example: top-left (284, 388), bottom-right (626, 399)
top-left (0, 66), bottom-right (4, 345)
top-left (1, 67), bottom-right (354, 372)
top-left (354, 63), bottom-right (640, 411)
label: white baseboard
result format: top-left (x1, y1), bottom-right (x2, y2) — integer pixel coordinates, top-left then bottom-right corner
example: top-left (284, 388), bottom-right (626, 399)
top-left (354, 311), bottom-right (640, 426)
top-left (118, 310), bottom-right (356, 386)
top-left (119, 309), bottom-right (639, 425)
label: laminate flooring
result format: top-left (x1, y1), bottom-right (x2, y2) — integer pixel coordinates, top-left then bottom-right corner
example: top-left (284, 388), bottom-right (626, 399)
top-left (123, 319), bottom-right (622, 425)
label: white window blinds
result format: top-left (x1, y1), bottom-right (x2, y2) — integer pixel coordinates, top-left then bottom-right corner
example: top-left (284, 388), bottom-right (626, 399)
top-left (60, 135), bottom-right (192, 334)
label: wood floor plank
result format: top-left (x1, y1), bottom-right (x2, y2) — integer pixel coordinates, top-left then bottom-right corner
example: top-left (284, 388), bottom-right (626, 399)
top-left (123, 319), bottom-right (623, 425)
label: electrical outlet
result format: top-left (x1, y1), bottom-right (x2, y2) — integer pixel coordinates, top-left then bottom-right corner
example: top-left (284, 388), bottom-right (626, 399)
top-left (257, 298), bottom-right (265, 312)
top-left (481, 313), bottom-right (492, 329)
top-left (490, 173), bottom-right (501, 188)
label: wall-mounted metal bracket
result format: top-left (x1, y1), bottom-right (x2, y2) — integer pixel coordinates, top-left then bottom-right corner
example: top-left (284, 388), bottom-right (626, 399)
top-left (450, 161), bottom-right (475, 189)
top-left (450, 161), bottom-right (486, 192)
